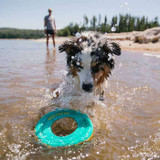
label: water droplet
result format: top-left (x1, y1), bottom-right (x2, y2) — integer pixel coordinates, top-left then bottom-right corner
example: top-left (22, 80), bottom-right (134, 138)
top-left (120, 2), bottom-right (130, 11)
top-left (75, 32), bottom-right (81, 38)
top-left (111, 26), bottom-right (116, 32)
top-left (86, 154), bottom-right (89, 157)
top-left (108, 53), bottom-right (112, 61)
top-left (79, 22), bottom-right (83, 28)
top-left (76, 62), bottom-right (80, 66)
top-left (46, 88), bottom-right (50, 93)
top-left (52, 92), bottom-right (57, 98)
top-left (97, 24), bottom-right (101, 29)
top-left (136, 139), bottom-right (140, 143)
top-left (79, 38), bottom-right (82, 42)
top-left (71, 56), bottom-right (75, 59)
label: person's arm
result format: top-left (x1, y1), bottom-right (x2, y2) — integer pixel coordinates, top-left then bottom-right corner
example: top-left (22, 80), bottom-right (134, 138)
top-left (54, 18), bottom-right (57, 34)
top-left (44, 17), bottom-right (47, 34)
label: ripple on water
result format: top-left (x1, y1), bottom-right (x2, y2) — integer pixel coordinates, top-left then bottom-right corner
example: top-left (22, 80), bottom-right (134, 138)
top-left (0, 41), bottom-right (160, 159)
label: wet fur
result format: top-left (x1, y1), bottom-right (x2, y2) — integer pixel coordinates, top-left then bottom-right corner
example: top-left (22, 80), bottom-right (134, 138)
top-left (59, 31), bottom-right (121, 98)
top-left (39, 32), bottom-right (121, 135)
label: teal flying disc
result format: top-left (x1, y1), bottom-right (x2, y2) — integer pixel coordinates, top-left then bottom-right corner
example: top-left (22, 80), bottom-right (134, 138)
top-left (35, 109), bottom-right (93, 147)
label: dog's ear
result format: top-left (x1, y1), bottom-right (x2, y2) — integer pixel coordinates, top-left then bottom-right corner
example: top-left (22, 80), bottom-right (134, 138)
top-left (103, 41), bottom-right (121, 56)
top-left (59, 41), bottom-right (81, 55)
top-left (110, 42), bottom-right (121, 56)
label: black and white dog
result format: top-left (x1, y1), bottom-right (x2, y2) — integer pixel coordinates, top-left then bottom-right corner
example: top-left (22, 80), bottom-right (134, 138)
top-left (58, 31), bottom-right (121, 101)
top-left (39, 32), bottom-right (121, 133)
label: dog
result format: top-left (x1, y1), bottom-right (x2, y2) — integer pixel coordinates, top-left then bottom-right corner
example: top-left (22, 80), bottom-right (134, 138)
top-left (39, 31), bottom-right (121, 135)
top-left (58, 31), bottom-right (121, 101)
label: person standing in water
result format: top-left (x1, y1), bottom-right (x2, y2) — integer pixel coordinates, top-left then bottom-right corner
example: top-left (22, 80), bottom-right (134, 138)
top-left (44, 8), bottom-right (57, 48)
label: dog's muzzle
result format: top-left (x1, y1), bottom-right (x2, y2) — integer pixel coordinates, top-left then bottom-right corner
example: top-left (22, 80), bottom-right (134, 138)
top-left (82, 83), bottom-right (93, 92)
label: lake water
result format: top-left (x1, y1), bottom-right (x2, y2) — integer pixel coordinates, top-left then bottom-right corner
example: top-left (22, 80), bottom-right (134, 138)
top-left (0, 39), bottom-right (160, 160)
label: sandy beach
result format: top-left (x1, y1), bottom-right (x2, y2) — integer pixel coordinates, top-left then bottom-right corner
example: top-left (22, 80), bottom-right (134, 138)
top-left (34, 37), bottom-right (160, 53)
top-left (33, 27), bottom-right (160, 54)
top-left (116, 40), bottom-right (160, 53)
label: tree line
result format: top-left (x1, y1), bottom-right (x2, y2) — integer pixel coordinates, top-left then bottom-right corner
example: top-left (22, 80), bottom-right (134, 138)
top-left (0, 28), bottom-right (45, 39)
top-left (0, 14), bottom-right (159, 39)
top-left (58, 14), bottom-right (159, 36)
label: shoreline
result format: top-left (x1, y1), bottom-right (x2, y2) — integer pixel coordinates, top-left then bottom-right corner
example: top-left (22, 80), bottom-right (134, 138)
top-left (1, 37), bottom-right (160, 54)
top-left (34, 37), bottom-right (160, 54)
top-left (116, 40), bottom-right (160, 54)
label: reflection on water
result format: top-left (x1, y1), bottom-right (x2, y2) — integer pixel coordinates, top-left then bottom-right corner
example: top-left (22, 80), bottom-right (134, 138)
top-left (0, 40), bottom-right (160, 160)
top-left (45, 48), bottom-right (56, 83)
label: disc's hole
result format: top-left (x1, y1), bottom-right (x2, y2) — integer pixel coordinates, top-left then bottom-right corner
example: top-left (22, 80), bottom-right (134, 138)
top-left (51, 117), bottom-right (77, 137)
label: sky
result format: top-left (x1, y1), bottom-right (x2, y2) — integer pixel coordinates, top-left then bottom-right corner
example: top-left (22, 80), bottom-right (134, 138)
top-left (0, 0), bottom-right (159, 30)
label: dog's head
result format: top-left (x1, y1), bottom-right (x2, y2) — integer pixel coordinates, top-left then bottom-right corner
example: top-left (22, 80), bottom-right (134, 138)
top-left (59, 31), bottom-right (121, 93)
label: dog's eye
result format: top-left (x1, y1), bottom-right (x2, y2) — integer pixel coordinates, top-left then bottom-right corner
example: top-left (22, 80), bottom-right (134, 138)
top-left (75, 62), bottom-right (83, 71)
top-left (91, 52), bottom-right (95, 56)
top-left (91, 61), bottom-right (104, 73)
top-left (70, 47), bottom-right (81, 54)
top-left (100, 66), bottom-right (104, 71)
top-left (91, 65), bottom-right (99, 73)
top-left (91, 62), bottom-right (100, 73)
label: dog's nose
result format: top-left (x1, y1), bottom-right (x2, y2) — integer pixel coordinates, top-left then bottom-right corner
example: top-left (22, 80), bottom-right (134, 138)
top-left (82, 83), bottom-right (93, 92)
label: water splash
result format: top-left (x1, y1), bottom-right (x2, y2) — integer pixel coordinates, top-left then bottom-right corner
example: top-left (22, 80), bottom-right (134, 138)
top-left (1, 39), bottom-right (160, 159)
top-left (120, 1), bottom-right (130, 11)
top-left (75, 32), bottom-right (81, 38)
top-left (111, 26), bottom-right (116, 32)
top-left (78, 22), bottom-right (83, 28)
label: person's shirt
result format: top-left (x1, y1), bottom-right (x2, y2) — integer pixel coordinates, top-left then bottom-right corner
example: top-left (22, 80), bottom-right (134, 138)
top-left (44, 15), bottom-right (55, 30)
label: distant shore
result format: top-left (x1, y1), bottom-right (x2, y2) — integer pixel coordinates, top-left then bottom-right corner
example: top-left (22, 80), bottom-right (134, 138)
top-left (33, 37), bottom-right (160, 54)
top-left (115, 39), bottom-right (160, 53)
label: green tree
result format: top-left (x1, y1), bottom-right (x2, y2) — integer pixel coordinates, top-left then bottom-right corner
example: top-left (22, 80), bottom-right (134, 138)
top-left (153, 17), bottom-right (159, 27)
top-left (92, 16), bottom-right (97, 30)
top-left (83, 15), bottom-right (89, 29)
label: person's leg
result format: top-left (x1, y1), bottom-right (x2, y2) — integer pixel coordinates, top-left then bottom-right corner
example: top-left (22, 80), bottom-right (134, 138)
top-left (51, 34), bottom-right (56, 48)
top-left (46, 35), bottom-right (49, 48)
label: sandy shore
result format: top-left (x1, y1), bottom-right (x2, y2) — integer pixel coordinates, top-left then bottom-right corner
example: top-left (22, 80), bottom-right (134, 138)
top-left (33, 36), bottom-right (160, 54)
top-left (116, 40), bottom-right (160, 53)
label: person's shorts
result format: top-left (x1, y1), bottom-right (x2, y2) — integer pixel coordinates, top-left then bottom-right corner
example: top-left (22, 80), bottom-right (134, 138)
top-left (46, 30), bottom-right (55, 36)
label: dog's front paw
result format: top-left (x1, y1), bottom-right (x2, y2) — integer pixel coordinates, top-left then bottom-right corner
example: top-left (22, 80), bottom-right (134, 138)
top-left (99, 90), bottom-right (104, 101)
top-left (52, 89), bottom-right (60, 99)
top-left (99, 96), bottom-right (104, 101)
